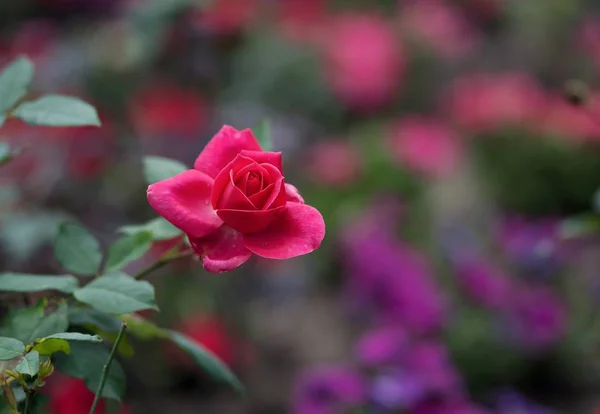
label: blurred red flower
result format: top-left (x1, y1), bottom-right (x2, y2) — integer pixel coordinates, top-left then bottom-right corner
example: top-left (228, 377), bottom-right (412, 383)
top-left (47, 376), bottom-right (130, 414)
top-left (129, 83), bottom-right (208, 139)
top-left (189, 0), bottom-right (258, 35)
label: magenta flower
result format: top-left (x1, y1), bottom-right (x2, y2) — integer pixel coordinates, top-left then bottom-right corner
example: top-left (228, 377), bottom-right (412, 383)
top-left (147, 125), bottom-right (326, 273)
top-left (455, 259), bottom-right (513, 311)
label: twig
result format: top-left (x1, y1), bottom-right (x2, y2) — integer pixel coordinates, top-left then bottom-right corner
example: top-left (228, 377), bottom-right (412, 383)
top-left (89, 322), bottom-right (127, 414)
top-left (133, 249), bottom-right (194, 280)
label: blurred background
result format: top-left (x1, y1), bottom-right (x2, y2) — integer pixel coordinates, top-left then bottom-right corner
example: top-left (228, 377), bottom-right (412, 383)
top-left (3, 0), bottom-right (600, 413)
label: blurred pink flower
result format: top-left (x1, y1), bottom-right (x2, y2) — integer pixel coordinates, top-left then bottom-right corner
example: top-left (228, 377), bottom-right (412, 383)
top-left (190, 0), bottom-right (258, 35)
top-left (388, 116), bottom-right (462, 178)
top-left (321, 13), bottom-right (405, 112)
top-left (402, 0), bottom-right (479, 59)
top-left (307, 140), bottom-right (362, 187)
top-left (443, 72), bottom-right (545, 134)
top-left (538, 93), bottom-right (600, 142)
top-left (129, 83), bottom-right (208, 139)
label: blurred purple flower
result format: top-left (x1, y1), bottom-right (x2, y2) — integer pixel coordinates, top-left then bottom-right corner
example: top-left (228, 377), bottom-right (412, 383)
top-left (292, 366), bottom-right (366, 414)
top-left (370, 369), bottom-right (426, 410)
top-left (455, 259), bottom-right (513, 310)
top-left (494, 389), bottom-right (557, 414)
top-left (342, 221), bottom-right (447, 333)
top-left (354, 326), bottom-right (408, 367)
top-left (401, 341), bottom-right (463, 397)
top-left (497, 216), bottom-right (565, 277)
top-left (412, 399), bottom-right (491, 414)
top-left (504, 286), bottom-right (567, 349)
top-left (340, 202), bottom-right (446, 333)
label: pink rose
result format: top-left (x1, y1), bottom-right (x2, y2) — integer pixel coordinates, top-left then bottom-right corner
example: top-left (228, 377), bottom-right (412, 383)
top-left (147, 125), bottom-right (326, 273)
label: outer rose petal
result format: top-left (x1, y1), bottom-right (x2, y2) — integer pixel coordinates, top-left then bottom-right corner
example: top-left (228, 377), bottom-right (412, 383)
top-left (147, 170), bottom-right (223, 239)
top-left (190, 226), bottom-right (252, 273)
top-left (243, 202), bottom-right (325, 259)
top-left (194, 126), bottom-right (261, 178)
top-left (217, 206), bottom-right (285, 234)
top-left (240, 150), bottom-right (283, 173)
top-left (285, 183), bottom-right (305, 204)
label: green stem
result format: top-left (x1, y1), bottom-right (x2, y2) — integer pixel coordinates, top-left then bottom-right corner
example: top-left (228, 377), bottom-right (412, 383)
top-left (89, 322), bottom-right (127, 414)
top-left (133, 249), bottom-right (194, 280)
top-left (23, 391), bottom-right (32, 414)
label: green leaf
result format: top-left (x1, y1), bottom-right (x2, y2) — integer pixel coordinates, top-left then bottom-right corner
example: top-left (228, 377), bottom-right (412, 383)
top-left (253, 119), bottom-right (272, 151)
top-left (26, 303), bottom-right (69, 343)
top-left (143, 156), bottom-right (187, 185)
top-left (0, 56), bottom-right (34, 113)
top-left (13, 95), bottom-right (101, 127)
top-left (0, 301), bottom-right (69, 345)
top-left (32, 339), bottom-right (70, 356)
top-left (73, 271), bottom-right (158, 314)
top-left (32, 332), bottom-right (102, 356)
top-left (121, 314), bottom-right (168, 340)
top-left (69, 308), bottom-right (122, 333)
top-left (167, 331), bottom-right (243, 392)
top-left (0, 273), bottom-right (79, 293)
top-left (0, 301), bottom-right (45, 343)
top-left (119, 217), bottom-right (182, 241)
top-left (54, 222), bottom-right (102, 275)
top-left (15, 351), bottom-right (39, 376)
top-left (54, 342), bottom-right (125, 401)
top-left (105, 231), bottom-right (153, 271)
top-left (42, 333), bottom-right (102, 343)
top-left (0, 338), bottom-right (25, 360)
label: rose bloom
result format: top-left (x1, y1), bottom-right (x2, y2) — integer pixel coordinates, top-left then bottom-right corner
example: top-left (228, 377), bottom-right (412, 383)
top-left (307, 140), bottom-right (362, 187)
top-left (147, 125), bottom-right (326, 273)
top-left (321, 13), bottom-right (405, 112)
top-left (388, 116), bottom-right (462, 178)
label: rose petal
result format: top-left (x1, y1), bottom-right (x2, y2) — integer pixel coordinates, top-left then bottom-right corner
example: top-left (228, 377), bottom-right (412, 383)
top-left (249, 182), bottom-right (276, 209)
top-left (217, 171), bottom-right (255, 210)
top-left (233, 160), bottom-right (270, 181)
top-left (240, 150), bottom-right (283, 173)
top-left (147, 170), bottom-right (223, 239)
top-left (243, 202), bottom-right (325, 259)
top-left (217, 206), bottom-right (285, 234)
top-left (211, 154), bottom-right (256, 208)
top-left (190, 226), bottom-right (252, 273)
top-left (285, 183), bottom-right (305, 204)
top-left (194, 126), bottom-right (261, 178)
top-left (263, 178), bottom-right (287, 209)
